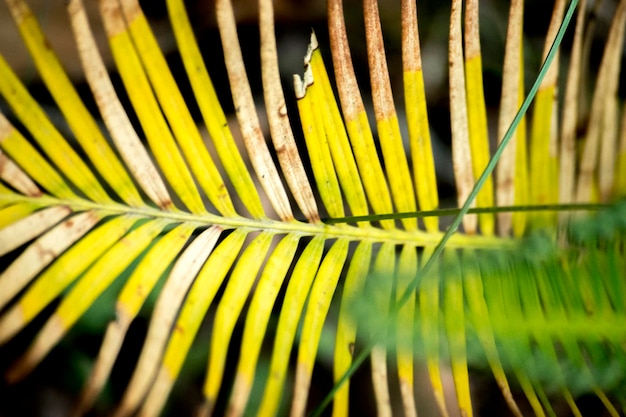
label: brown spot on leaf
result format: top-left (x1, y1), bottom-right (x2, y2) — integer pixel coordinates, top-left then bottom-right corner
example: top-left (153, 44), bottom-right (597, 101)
top-left (278, 103), bottom-right (288, 117)
top-left (135, 284), bottom-right (145, 298)
top-left (34, 242), bottom-right (57, 263)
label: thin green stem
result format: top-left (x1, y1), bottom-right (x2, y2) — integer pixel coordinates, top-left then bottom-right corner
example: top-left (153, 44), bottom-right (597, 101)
top-left (322, 203), bottom-right (607, 224)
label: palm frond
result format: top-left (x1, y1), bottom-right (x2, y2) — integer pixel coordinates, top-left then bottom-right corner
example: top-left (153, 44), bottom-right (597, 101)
top-left (0, 0), bottom-right (624, 416)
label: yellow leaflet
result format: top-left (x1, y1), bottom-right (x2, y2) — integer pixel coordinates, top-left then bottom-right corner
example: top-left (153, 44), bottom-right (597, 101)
top-left (54, 219), bottom-right (167, 333)
top-left (533, 268), bottom-right (587, 417)
top-left (377, 115), bottom-right (418, 231)
top-left (147, 230), bottom-right (247, 416)
top-left (463, 251), bottom-right (521, 416)
top-left (202, 232), bottom-right (274, 409)
top-left (218, 234), bottom-right (300, 415)
top-left (519, 267), bottom-right (573, 401)
top-left (599, 98), bottom-right (619, 202)
top-left (258, 236), bottom-right (325, 417)
top-left (309, 47), bottom-right (369, 220)
top-left (0, 55), bottom-right (109, 202)
top-left (0, 203), bottom-right (38, 228)
top-left (368, 243), bottom-right (395, 416)
top-left (396, 245), bottom-right (418, 412)
top-left (167, 0), bottom-right (264, 218)
top-left (345, 113), bottom-right (395, 229)
top-left (496, 1), bottom-right (523, 237)
top-left (596, 390), bottom-right (622, 417)
top-left (517, 377), bottom-right (547, 416)
top-left (0, 182), bottom-right (13, 199)
top-left (0, 215), bottom-right (136, 344)
top-left (296, 73), bottom-right (344, 218)
top-left (332, 242), bottom-right (373, 417)
top-left (116, 225), bottom-right (222, 417)
top-left (364, 0), bottom-right (416, 232)
top-left (108, 30), bottom-right (206, 214)
top-left (0, 115), bottom-right (74, 199)
top-left (162, 229), bottom-right (247, 376)
top-left (7, 3), bottom-right (142, 206)
top-left (539, 268), bottom-right (619, 416)
top-left (0, 193), bottom-right (10, 208)
top-left (313, 23), bottom-right (392, 226)
top-left (69, 0), bottom-right (173, 211)
top-left (617, 151), bottom-right (626, 196)
top-left (443, 251), bottom-right (472, 417)
top-left (513, 271), bottom-right (562, 370)
top-left (0, 206), bottom-right (72, 256)
top-left (404, 69), bottom-right (439, 232)
top-left (0, 211), bottom-right (101, 314)
top-left (259, 2), bottom-right (319, 224)
top-left (16, 215), bottom-right (137, 321)
top-left (420, 247), bottom-right (450, 417)
top-left (0, 153), bottom-right (39, 197)
top-left (76, 223), bottom-right (195, 416)
top-left (449, 0), bottom-right (476, 235)
top-left (616, 107), bottom-right (626, 196)
top-left (484, 263), bottom-right (546, 417)
top-left (116, 223), bottom-right (196, 318)
top-left (6, 218), bottom-right (166, 383)
top-left (124, 12), bottom-right (235, 217)
top-left (365, 4), bottom-right (417, 230)
top-left (529, 86), bottom-right (558, 228)
top-left (465, 56), bottom-right (494, 236)
top-left (293, 239), bottom-right (350, 417)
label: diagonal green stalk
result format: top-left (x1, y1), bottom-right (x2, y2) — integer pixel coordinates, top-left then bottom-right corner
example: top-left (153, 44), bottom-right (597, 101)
top-left (310, 1), bottom-right (580, 415)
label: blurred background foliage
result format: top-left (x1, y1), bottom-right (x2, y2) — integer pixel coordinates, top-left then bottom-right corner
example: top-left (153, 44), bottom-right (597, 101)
top-left (348, 200), bottom-right (626, 414)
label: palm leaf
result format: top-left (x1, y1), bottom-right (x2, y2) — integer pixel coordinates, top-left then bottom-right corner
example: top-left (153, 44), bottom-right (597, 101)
top-left (0, 1), bottom-right (624, 417)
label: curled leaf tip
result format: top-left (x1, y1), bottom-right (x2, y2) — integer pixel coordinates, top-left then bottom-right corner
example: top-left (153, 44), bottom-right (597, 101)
top-left (294, 65), bottom-right (314, 100)
top-left (305, 30), bottom-right (319, 66)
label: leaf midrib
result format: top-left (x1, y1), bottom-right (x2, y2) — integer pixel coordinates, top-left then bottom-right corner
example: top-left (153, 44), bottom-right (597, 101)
top-left (3, 193), bottom-right (509, 248)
